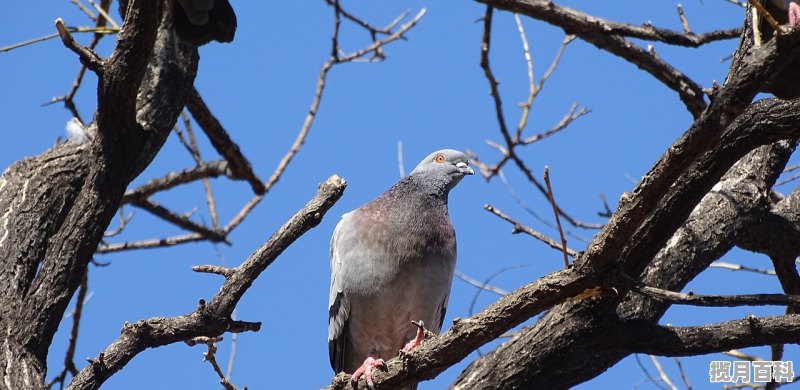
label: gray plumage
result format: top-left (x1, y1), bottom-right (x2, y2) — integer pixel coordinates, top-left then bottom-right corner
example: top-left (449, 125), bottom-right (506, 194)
top-left (328, 149), bottom-right (473, 382)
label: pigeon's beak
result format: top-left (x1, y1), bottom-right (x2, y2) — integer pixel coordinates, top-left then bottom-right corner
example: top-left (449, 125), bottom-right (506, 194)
top-left (456, 161), bottom-right (474, 175)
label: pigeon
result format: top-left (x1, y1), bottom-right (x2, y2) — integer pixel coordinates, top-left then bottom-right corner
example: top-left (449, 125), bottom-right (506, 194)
top-left (328, 149), bottom-right (473, 389)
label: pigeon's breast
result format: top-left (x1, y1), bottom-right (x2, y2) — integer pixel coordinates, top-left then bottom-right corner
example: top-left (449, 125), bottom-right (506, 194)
top-left (353, 194), bottom-right (456, 266)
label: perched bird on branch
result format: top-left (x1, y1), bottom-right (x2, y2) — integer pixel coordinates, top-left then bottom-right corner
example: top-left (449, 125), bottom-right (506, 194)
top-left (328, 149), bottom-right (473, 389)
top-left (172, 0), bottom-right (237, 45)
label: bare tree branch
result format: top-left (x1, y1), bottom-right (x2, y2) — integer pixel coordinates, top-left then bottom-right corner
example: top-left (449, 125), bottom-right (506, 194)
top-left (121, 161), bottom-right (231, 203)
top-left (620, 271), bottom-right (800, 307)
top-left (68, 175), bottom-right (346, 390)
top-left (55, 18), bottom-right (105, 73)
top-left (97, 233), bottom-right (206, 254)
top-left (45, 273), bottom-right (87, 389)
top-left (128, 198), bottom-right (227, 243)
top-left (0, 1), bottom-right (187, 388)
top-left (625, 315), bottom-right (800, 357)
top-left (324, 267), bottom-right (595, 389)
top-left (224, 6), bottom-right (426, 233)
top-left (185, 89), bottom-right (266, 196)
top-left (484, 204), bottom-right (578, 257)
top-left (480, 0), bottom-right (709, 117)
top-left (477, 6), bottom-right (597, 229)
top-left (483, 0), bottom-right (740, 47)
top-left (543, 166), bottom-right (569, 266)
top-left (185, 336), bottom-right (242, 390)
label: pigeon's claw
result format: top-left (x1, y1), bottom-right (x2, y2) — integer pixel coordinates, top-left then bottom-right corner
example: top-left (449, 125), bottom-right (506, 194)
top-left (351, 357), bottom-right (385, 390)
top-left (791, 2), bottom-right (800, 28)
top-left (401, 320), bottom-right (426, 353)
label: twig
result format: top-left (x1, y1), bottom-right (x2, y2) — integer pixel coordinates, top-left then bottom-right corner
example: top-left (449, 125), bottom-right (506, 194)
top-left (544, 167), bottom-right (569, 267)
top-left (710, 261), bottom-right (776, 275)
top-left (210, 247), bottom-right (239, 382)
top-left (186, 336), bottom-right (240, 390)
top-left (495, 169), bottom-right (552, 226)
top-left (54, 19), bottom-right (105, 72)
top-left (621, 272), bottom-right (800, 307)
top-left (477, 9), bottom-right (596, 229)
top-left (224, 7), bottom-right (426, 233)
top-left (673, 358), bottom-right (692, 390)
top-left (72, 176), bottom-right (347, 389)
top-left (0, 26), bottom-right (117, 53)
top-left (485, 0), bottom-right (740, 47)
top-left (121, 161), bottom-right (231, 203)
top-left (96, 232), bottom-right (206, 253)
top-left (46, 273), bottom-right (88, 389)
top-left (635, 354), bottom-right (669, 390)
top-left (47, 0), bottom-right (114, 122)
top-left (479, 0), bottom-right (710, 117)
top-left (598, 193), bottom-right (613, 218)
top-left (335, 9), bottom-right (427, 63)
top-left (185, 89), bottom-right (266, 196)
top-left (70, 0), bottom-right (97, 21)
top-left (513, 13), bottom-right (535, 143)
top-left (459, 263), bottom-right (533, 357)
top-left (723, 349), bottom-right (763, 361)
top-left (480, 7), bottom-right (514, 157)
top-left (86, 0), bottom-right (119, 29)
top-left (181, 112), bottom-right (221, 229)
top-left (323, 0), bottom-right (404, 36)
top-left (676, 4), bottom-right (692, 35)
top-left (783, 163), bottom-right (800, 173)
top-left (484, 204), bottom-right (578, 257)
top-left (749, 0), bottom-right (783, 33)
top-left (522, 103), bottom-right (590, 145)
top-left (226, 310), bottom-right (238, 382)
top-left (776, 171), bottom-right (800, 186)
top-left (533, 34), bottom-right (575, 100)
top-left (453, 270), bottom-right (509, 296)
top-left (129, 198), bottom-right (227, 243)
top-left (465, 264), bottom-right (532, 318)
top-left (103, 207), bottom-right (133, 237)
top-left (192, 265), bottom-right (235, 278)
top-left (649, 355), bottom-right (679, 390)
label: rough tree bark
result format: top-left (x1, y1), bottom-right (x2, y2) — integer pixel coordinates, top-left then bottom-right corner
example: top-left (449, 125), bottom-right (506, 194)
top-left (3, 1), bottom-right (800, 389)
top-left (0, 2), bottom-right (198, 388)
top-left (323, 2), bottom-right (800, 389)
top-left (444, 2), bottom-right (800, 389)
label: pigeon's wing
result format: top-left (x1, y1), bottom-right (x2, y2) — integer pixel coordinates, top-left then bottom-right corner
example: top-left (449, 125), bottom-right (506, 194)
top-left (328, 213), bottom-right (352, 373)
top-left (432, 293), bottom-right (449, 334)
top-left (429, 248), bottom-right (455, 335)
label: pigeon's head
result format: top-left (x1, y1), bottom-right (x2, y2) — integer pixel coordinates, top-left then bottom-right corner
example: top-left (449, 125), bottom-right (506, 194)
top-left (409, 149), bottom-right (474, 192)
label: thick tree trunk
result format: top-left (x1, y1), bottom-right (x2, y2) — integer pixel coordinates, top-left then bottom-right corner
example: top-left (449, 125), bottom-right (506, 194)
top-left (445, 2), bottom-right (800, 388)
top-left (0, 3), bottom-right (198, 388)
top-left (450, 141), bottom-right (799, 389)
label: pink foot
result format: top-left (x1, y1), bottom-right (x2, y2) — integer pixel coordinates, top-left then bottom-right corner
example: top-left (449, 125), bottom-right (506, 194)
top-left (790, 2), bottom-right (800, 29)
top-left (351, 356), bottom-right (385, 390)
top-left (400, 320), bottom-right (425, 353)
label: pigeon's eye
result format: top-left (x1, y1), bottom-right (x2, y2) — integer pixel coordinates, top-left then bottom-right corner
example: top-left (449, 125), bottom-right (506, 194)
top-left (434, 154), bottom-right (446, 163)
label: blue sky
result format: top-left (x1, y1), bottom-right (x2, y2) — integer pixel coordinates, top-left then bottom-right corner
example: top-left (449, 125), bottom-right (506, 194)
top-left (1, 1), bottom-right (797, 389)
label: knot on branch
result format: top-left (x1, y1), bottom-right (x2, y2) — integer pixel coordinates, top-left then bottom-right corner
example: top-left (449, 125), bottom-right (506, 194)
top-left (86, 352), bottom-right (107, 374)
